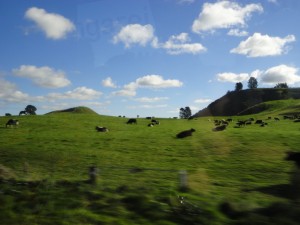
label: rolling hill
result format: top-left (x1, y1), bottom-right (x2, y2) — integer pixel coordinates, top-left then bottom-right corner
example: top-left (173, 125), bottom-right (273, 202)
top-left (45, 106), bottom-right (98, 115)
top-left (193, 88), bottom-right (300, 117)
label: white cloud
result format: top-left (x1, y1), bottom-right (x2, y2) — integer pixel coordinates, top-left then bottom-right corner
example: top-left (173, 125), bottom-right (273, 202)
top-left (194, 98), bottom-right (212, 104)
top-left (13, 65), bottom-right (71, 88)
top-left (268, 0), bottom-right (278, 4)
top-left (192, 1), bottom-right (263, 33)
top-left (260, 65), bottom-right (300, 85)
top-left (25, 7), bottom-right (75, 40)
top-left (112, 89), bottom-right (137, 97)
top-left (177, 0), bottom-right (195, 4)
top-left (230, 33), bottom-right (296, 57)
top-left (135, 75), bottom-right (183, 88)
top-left (113, 24), bottom-right (155, 48)
top-left (134, 97), bottom-right (169, 103)
top-left (217, 72), bottom-right (249, 83)
top-left (102, 77), bottom-right (117, 88)
top-left (47, 87), bottom-right (102, 100)
top-left (112, 75), bottom-right (183, 97)
top-left (0, 79), bottom-right (30, 102)
top-left (128, 104), bottom-right (167, 109)
top-left (153, 33), bottom-right (206, 55)
top-left (227, 29), bottom-right (248, 37)
top-left (113, 24), bottom-right (205, 55)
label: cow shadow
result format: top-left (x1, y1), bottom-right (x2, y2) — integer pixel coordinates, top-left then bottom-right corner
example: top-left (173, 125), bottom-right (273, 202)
top-left (253, 183), bottom-right (293, 199)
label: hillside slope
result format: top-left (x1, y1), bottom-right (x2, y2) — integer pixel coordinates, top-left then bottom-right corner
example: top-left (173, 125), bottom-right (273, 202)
top-left (193, 88), bottom-right (300, 117)
top-left (45, 106), bottom-right (98, 115)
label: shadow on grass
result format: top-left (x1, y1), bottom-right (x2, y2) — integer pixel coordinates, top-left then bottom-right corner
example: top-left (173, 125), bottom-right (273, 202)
top-left (254, 183), bottom-right (293, 199)
top-left (0, 178), bottom-right (220, 225)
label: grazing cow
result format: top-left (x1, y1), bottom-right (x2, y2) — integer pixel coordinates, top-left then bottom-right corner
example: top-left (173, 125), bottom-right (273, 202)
top-left (285, 152), bottom-right (300, 168)
top-left (19, 111), bottom-right (27, 116)
top-left (274, 117), bottom-right (280, 121)
top-left (236, 121), bottom-right (245, 127)
top-left (126, 118), bottom-right (137, 124)
top-left (6, 119), bottom-right (19, 128)
top-left (95, 126), bottom-right (109, 132)
top-left (148, 123), bottom-right (154, 127)
top-left (212, 124), bottom-right (227, 131)
top-left (176, 128), bottom-right (196, 138)
top-left (255, 120), bottom-right (263, 124)
top-left (151, 119), bottom-right (160, 125)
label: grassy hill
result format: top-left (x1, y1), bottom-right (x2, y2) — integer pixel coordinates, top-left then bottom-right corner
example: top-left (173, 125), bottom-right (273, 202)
top-left (46, 106), bottom-right (99, 115)
top-left (1, 106), bottom-right (300, 225)
top-left (193, 88), bottom-right (300, 117)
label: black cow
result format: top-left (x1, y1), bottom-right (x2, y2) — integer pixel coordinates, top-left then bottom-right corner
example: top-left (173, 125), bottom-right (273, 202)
top-left (127, 118), bottom-right (137, 124)
top-left (6, 119), bottom-right (19, 128)
top-left (176, 128), bottom-right (196, 138)
top-left (95, 126), bottom-right (109, 132)
top-left (213, 124), bottom-right (227, 131)
top-left (285, 152), bottom-right (300, 168)
top-left (151, 119), bottom-right (160, 125)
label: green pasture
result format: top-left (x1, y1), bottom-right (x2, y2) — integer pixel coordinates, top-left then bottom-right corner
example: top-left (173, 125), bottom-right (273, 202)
top-left (1, 102), bottom-right (300, 225)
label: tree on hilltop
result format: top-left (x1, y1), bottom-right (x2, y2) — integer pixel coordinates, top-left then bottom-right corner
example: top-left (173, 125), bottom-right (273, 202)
top-left (25, 105), bottom-right (37, 115)
top-left (179, 107), bottom-right (192, 119)
top-left (274, 83), bottom-right (288, 88)
top-left (248, 77), bottom-right (258, 89)
top-left (235, 82), bottom-right (243, 91)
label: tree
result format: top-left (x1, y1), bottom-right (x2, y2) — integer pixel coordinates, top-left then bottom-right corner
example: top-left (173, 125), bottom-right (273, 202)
top-left (274, 83), bottom-right (288, 88)
top-left (179, 107), bottom-right (192, 119)
top-left (25, 105), bottom-right (37, 115)
top-left (248, 77), bottom-right (258, 89)
top-left (235, 82), bottom-right (243, 91)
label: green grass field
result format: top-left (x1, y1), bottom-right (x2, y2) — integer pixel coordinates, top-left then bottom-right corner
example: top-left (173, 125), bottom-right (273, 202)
top-left (1, 102), bottom-right (300, 225)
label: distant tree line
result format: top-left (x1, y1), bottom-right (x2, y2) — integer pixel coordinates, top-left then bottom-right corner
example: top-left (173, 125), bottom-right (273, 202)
top-left (235, 77), bottom-right (289, 92)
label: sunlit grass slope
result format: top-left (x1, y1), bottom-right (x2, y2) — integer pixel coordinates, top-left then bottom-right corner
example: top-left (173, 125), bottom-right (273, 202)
top-left (1, 104), bottom-right (300, 225)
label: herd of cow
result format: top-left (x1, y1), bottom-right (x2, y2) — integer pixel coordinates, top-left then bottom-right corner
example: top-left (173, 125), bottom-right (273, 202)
top-left (4, 115), bottom-right (300, 140)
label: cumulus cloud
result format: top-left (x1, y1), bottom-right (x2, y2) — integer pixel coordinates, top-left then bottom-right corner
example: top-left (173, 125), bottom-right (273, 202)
top-left (113, 24), bottom-right (155, 48)
top-left (230, 33), bottom-right (296, 57)
top-left (112, 75), bottom-right (183, 97)
top-left (25, 7), bottom-right (75, 39)
top-left (135, 75), bottom-right (183, 88)
top-left (217, 72), bottom-right (249, 83)
top-left (194, 98), bottom-right (212, 104)
top-left (216, 65), bottom-right (300, 86)
top-left (260, 65), bottom-right (300, 85)
top-left (102, 77), bottom-right (117, 88)
top-left (46, 87), bottom-right (102, 101)
top-left (12, 65), bottom-right (71, 88)
top-left (152, 33), bottom-right (206, 55)
top-left (0, 79), bottom-right (30, 102)
top-left (227, 29), bottom-right (248, 37)
top-left (177, 0), bottom-right (195, 4)
top-left (113, 24), bottom-right (205, 55)
top-left (134, 97), bottom-right (169, 103)
top-left (192, 1), bottom-right (263, 33)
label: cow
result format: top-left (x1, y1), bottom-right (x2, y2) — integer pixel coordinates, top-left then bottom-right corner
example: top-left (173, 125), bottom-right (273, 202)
top-left (95, 126), bottom-right (109, 132)
top-left (176, 128), bottom-right (196, 138)
top-left (255, 120), bottom-right (263, 124)
top-left (6, 119), bottom-right (19, 128)
top-left (151, 119), bottom-right (160, 125)
top-left (127, 118), bottom-right (137, 124)
top-left (236, 121), bottom-right (245, 127)
top-left (274, 117), bottom-right (280, 121)
top-left (212, 124), bottom-right (227, 131)
top-left (19, 111), bottom-right (27, 116)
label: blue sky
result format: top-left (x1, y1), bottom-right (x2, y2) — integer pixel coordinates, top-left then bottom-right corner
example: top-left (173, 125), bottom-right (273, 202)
top-left (1, 0), bottom-right (300, 117)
